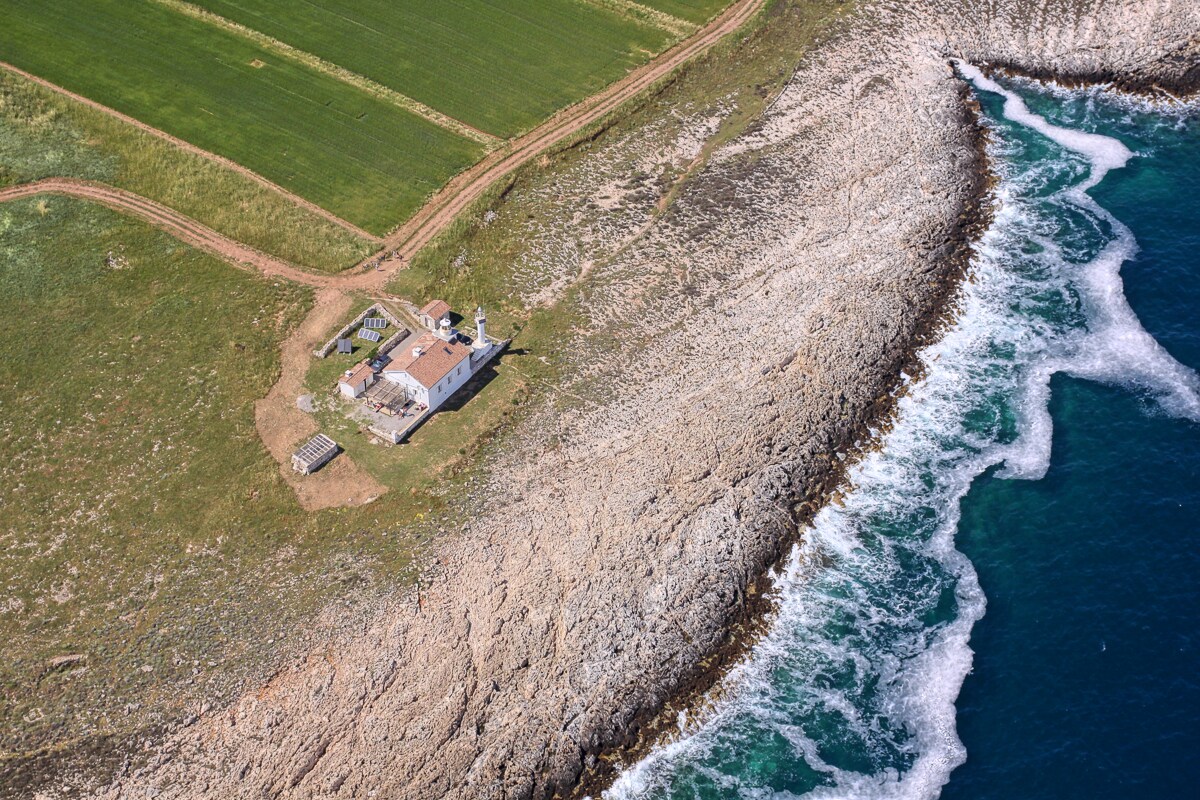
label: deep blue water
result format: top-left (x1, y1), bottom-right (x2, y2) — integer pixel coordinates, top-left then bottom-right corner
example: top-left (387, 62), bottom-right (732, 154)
top-left (947, 83), bottom-right (1200, 799)
top-left (607, 72), bottom-right (1200, 799)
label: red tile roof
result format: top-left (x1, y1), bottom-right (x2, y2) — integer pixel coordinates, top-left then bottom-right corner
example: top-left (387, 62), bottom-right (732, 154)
top-left (419, 300), bottom-right (451, 322)
top-left (339, 361), bottom-right (375, 386)
top-left (383, 333), bottom-right (470, 389)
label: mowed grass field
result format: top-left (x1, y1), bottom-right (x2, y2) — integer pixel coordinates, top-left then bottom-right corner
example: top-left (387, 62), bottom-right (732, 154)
top-left (0, 71), bottom-right (374, 272)
top-left (189, 0), bottom-right (674, 138)
top-left (0, 0), bottom-right (485, 234)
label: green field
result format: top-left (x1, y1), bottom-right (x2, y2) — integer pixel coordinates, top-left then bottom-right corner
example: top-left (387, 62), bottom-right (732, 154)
top-left (0, 71), bottom-right (374, 273)
top-left (0, 0), bottom-right (485, 234)
top-left (188, 0), bottom-right (673, 138)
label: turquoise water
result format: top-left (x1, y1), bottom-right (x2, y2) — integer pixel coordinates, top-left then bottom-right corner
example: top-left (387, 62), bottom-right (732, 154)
top-left (607, 72), bottom-right (1200, 799)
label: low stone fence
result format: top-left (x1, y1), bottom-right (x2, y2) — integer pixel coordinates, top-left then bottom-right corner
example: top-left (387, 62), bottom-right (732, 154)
top-left (314, 302), bottom-right (406, 358)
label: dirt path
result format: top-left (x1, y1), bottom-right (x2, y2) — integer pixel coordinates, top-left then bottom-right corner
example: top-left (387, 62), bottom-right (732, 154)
top-left (0, 60), bottom-right (382, 243)
top-left (254, 287), bottom-right (388, 510)
top-left (0, 178), bottom-right (354, 286)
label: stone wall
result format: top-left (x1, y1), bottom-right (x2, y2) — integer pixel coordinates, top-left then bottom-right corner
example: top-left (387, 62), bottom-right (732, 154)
top-left (313, 303), bottom-right (406, 358)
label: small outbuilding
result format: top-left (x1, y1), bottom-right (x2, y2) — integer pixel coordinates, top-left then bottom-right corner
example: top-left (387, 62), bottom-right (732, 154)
top-left (338, 361), bottom-right (376, 399)
top-left (418, 299), bottom-right (452, 331)
top-left (292, 434), bottom-right (338, 474)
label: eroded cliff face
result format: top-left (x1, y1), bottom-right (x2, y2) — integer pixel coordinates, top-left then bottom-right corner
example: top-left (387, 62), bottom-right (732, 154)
top-left (91, 2), bottom-right (1198, 798)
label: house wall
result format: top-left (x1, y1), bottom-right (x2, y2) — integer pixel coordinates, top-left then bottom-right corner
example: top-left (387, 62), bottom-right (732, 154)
top-left (383, 358), bottom-right (471, 411)
top-left (426, 359), bottom-right (473, 412)
top-left (338, 375), bottom-right (372, 398)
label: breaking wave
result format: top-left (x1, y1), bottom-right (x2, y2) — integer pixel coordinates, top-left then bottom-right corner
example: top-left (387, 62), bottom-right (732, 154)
top-left (604, 69), bottom-right (1200, 800)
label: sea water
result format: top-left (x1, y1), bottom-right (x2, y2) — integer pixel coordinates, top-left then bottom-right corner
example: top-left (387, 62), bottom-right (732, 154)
top-left (606, 70), bottom-right (1200, 799)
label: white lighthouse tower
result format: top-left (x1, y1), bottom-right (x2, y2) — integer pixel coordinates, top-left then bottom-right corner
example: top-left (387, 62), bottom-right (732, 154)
top-left (473, 306), bottom-right (490, 352)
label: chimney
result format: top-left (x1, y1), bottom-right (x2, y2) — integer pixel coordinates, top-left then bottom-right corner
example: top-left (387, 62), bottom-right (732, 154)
top-left (412, 346), bottom-right (423, 358)
top-left (475, 306), bottom-right (486, 343)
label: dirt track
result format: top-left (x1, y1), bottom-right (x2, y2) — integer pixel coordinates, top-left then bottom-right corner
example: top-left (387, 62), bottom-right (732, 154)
top-left (0, 178), bottom-right (350, 285)
top-left (0, 60), bottom-right (381, 243)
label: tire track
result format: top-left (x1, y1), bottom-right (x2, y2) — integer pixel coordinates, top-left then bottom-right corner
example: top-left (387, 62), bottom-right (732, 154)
top-left (0, 59), bottom-right (382, 244)
top-left (0, 178), bottom-right (344, 287)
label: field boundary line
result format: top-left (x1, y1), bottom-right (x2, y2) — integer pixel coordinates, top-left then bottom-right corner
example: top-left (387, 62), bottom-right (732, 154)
top-left (0, 178), bottom-right (345, 288)
top-left (0, 60), bottom-right (382, 243)
top-left (149, 0), bottom-right (501, 148)
top-left (578, 0), bottom-right (698, 37)
top-left (365, 0), bottom-right (768, 272)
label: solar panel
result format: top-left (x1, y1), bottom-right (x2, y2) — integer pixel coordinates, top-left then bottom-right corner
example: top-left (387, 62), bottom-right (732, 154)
top-left (357, 328), bottom-right (381, 342)
top-left (363, 317), bottom-right (387, 330)
top-left (336, 338), bottom-right (353, 353)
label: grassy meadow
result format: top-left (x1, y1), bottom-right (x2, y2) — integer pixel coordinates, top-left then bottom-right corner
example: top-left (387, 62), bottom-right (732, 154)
top-left (0, 0), bottom-right (485, 234)
top-left (0, 71), bottom-right (374, 273)
top-left (0, 199), bottom-right (444, 770)
top-left (188, 0), bottom-right (675, 138)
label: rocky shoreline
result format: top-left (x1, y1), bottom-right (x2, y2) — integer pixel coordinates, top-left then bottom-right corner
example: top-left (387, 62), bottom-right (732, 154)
top-left (570, 78), bottom-right (998, 796)
top-left (60, 2), bottom-right (1198, 799)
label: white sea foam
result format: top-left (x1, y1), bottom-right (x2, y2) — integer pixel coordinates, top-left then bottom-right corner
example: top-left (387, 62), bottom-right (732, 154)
top-left (953, 61), bottom-right (1132, 190)
top-left (606, 71), bottom-right (1199, 800)
top-left (957, 58), bottom-right (1200, 424)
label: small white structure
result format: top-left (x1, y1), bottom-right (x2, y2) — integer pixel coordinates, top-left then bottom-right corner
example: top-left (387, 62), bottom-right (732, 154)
top-left (292, 434), bottom-right (338, 474)
top-left (418, 299), bottom-right (451, 331)
top-left (473, 306), bottom-right (491, 354)
top-left (381, 332), bottom-right (473, 411)
top-left (338, 361), bottom-right (376, 399)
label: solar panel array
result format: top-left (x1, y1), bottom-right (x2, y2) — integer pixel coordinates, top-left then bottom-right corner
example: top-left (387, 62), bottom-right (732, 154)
top-left (357, 328), bottom-right (381, 343)
top-left (337, 338), bottom-right (353, 353)
top-left (363, 317), bottom-right (388, 330)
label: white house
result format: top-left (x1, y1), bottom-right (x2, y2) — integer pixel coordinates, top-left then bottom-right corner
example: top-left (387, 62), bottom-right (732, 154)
top-left (381, 332), bottom-right (473, 411)
top-left (338, 361), bottom-right (376, 399)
